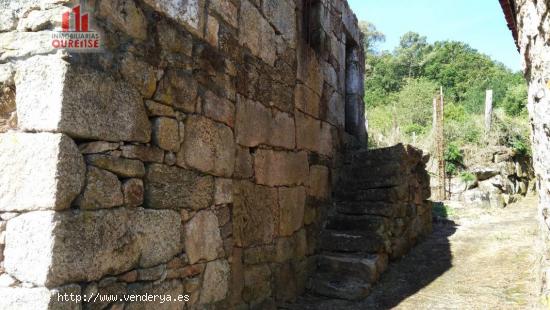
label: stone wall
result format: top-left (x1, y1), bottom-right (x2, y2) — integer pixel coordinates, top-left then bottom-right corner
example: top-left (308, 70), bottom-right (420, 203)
top-left (432, 146), bottom-right (535, 208)
top-left (0, 0), bottom-right (365, 309)
top-left (513, 0), bottom-right (550, 302)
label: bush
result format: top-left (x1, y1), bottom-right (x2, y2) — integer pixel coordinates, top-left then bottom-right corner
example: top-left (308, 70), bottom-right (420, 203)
top-left (444, 143), bottom-right (464, 176)
top-left (502, 83), bottom-right (528, 117)
top-left (459, 171), bottom-right (476, 183)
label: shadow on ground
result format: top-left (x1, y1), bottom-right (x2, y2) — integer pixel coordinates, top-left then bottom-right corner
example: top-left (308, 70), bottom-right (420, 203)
top-left (361, 219), bottom-right (457, 309)
top-left (281, 216), bottom-right (458, 310)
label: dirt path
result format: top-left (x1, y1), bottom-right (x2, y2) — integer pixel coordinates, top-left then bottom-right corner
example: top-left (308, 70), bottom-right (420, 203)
top-left (363, 195), bottom-right (540, 309)
top-left (287, 195), bottom-right (541, 309)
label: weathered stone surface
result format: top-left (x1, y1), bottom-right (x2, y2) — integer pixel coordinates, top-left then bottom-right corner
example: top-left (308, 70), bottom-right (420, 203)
top-left (137, 264), bottom-right (166, 281)
top-left (203, 90), bottom-right (235, 127)
top-left (143, 0), bottom-right (205, 36)
top-left (233, 181), bottom-right (278, 247)
top-left (215, 178), bottom-right (233, 205)
top-left (0, 32), bottom-right (56, 62)
top-left (4, 208), bottom-right (182, 287)
top-left (206, 15), bottom-right (219, 46)
top-left (0, 273), bottom-right (16, 287)
top-left (200, 259), bottom-right (230, 303)
top-left (123, 178), bottom-right (144, 207)
top-left (235, 96), bottom-right (295, 149)
top-left (309, 165), bottom-right (331, 199)
top-left (152, 117), bottom-right (180, 152)
top-left (326, 91), bottom-right (345, 127)
top-left (154, 69), bottom-right (198, 113)
top-left (254, 149), bottom-right (309, 186)
top-left (75, 167), bottom-right (124, 209)
top-left (120, 53), bottom-right (158, 98)
top-left (296, 112), bottom-right (334, 156)
top-left (0, 132), bottom-right (85, 211)
top-left (165, 151), bottom-right (177, 166)
top-left (295, 84), bottom-right (320, 118)
top-left (243, 264), bottom-right (272, 303)
top-left (235, 146), bottom-right (254, 179)
top-left (144, 163), bottom-right (214, 210)
top-left (99, 0), bottom-right (148, 40)
top-left (0, 285), bottom-right (81, 310)
top-left (210, 0), bottom-right (238, 27)
top-left (17, 7), bottom-right (64, 31)
top-left (86, 154), bottom-right (145, 178)
top-left (157, 19), bottom-right (193, 58)
top-left (184, 210), bottom-right (223, 264)
top-left (278, 187), bottom-right (306, 236)
top-left (461, 189), bottom-right (491, 208)
top-left (126, 280), bottom-right (185, 310)
top-left (239, 0), bottom-right (276, 65)
top-left (297, 46), bottom-right (323, 96)
top-left (16, 55), bottom-right (151, 142)
top-left (180, 115), bottom-right (235, 177)
top-left (262, 0), bottom-right (296, 46)
top-left (0, 10), bottom-right (16, 32)
top-left (79, 141), bottom-right (120, 154)
top-left (121, 144), bottom-right (165, 163)
top-left (145, 100), bottom-right (176, 117)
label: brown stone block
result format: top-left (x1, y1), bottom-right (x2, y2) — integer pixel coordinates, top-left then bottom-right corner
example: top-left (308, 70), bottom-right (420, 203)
top-left (278, 187), bottom-right (306, 236)
top-left (233, 180), bottom-right (277, 247)
top-left (254, 149), bottom-right (309, 186)
top-left (180, 115), bottom-right (235, 177)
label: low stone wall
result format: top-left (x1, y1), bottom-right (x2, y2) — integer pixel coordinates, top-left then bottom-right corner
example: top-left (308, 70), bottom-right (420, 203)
top-left (0, 0), bottom-right (366, 309)
top-left (442, 147), bottom-right (535, 208)
top-left (344, 145), bottom-right (433, 259)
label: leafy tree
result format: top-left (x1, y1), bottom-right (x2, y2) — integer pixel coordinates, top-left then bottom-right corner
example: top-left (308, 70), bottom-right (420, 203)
top-left (359, 21), bottom-right (386, 54)
top-left (502, 83), bottom-right (528, 116)
top-left (359, 22), bottom-right (529, 153)
top-left (394, 78), bottom-right (438, 129)
top-left (395, 32), bottom-right (430, 78)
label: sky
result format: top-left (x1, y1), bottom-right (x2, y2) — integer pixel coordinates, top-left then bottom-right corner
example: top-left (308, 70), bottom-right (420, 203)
top-left (347, 0), bottom-right (522, 72)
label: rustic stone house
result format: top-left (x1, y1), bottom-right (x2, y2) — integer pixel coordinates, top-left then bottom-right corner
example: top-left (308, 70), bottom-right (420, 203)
top-left (500, 0), bottom-right (550, 302)
top-left (0, 0), bottom-right (432, 309)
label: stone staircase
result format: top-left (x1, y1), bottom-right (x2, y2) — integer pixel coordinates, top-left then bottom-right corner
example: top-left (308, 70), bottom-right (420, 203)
top-left (305, 144), bottom-right (432, 301)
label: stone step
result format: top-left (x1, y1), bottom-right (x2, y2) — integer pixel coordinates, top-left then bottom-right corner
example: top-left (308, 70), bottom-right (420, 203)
top-left (341, 162), bottom-right (405, 181)
top-left (316, 254), bottom-right (382, 284)
top-left (344, 144), bottom-right (408, 162)
top-left (309, 273), bottom-right (371, 301)
top-left (345, 144), bottom-right (423, 164)
top-left (338, 175), bottom-right (405, 190)
top-left (325, 214), bottom-right (387, 232)
top-left (319, 230), bottom-right (387, 253)
top-left (335, 185), bottom-right (409, 203)
top-left (335, 201), bottom-right (407, 218)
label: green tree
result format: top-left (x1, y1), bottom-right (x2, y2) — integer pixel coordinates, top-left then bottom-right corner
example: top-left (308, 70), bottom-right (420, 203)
top-left (359, 21), bottom-right (386, 55)
top-left (502, 83), bottom-right (528, 116)
top-left (394, 78), bottom-right (438, 130)
top-left (395, 32), bottom-right (430, 78)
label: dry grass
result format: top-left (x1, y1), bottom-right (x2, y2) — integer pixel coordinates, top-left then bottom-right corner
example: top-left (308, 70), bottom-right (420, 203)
top-left (0, 86), bottom-right (16, 132)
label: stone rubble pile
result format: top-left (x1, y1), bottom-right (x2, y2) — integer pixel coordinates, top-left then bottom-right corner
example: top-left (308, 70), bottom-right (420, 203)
top-left (447, 148), bottom-right (534, 208)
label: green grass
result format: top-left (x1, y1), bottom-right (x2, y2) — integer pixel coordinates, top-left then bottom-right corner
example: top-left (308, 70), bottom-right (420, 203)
top-left (432, 202), bottom-right (455, 219)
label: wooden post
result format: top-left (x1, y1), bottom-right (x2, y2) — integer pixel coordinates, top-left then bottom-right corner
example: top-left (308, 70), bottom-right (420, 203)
top-left (432, 97), bottom-right (437, 133)
top-left (434, 88), bottom-right (445, 200)
top-left (485, 89), bottom-right (493, 134)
